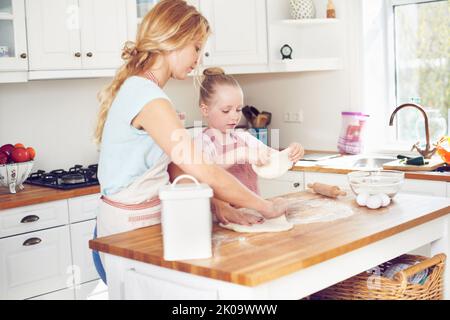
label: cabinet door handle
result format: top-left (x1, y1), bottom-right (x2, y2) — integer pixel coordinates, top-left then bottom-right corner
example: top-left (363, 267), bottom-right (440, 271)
top-left (293, 182), bottom-right (300, 188)
top-left (204, 52), bottom-right (210, 57)
top-left (86, 52), bottom-right (93, 57)
top-left (74, 52), bottom-right (81, 58)
top-left (20, 53), bottom-right (27, 59)
top-left (20, 215), bottom-right (40, 223)
top-left (23, 237), bottom-right (42, 246)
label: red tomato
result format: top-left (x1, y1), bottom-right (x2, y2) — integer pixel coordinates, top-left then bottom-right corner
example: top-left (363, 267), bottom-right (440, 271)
top-left (14, 143), bottom-right (25, 149)
top-left (11, 147), bottom-right (30, 163)
top-left (26, 147), bottom-right (36, 160)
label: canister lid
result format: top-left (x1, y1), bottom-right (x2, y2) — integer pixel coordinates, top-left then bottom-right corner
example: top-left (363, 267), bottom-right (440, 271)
top-left (159, 175), bottom-right (213, 200)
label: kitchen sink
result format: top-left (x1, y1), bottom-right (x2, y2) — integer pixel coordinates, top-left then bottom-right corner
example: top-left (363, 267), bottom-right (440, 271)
top-left (350, 157), bottom-right (396, 169)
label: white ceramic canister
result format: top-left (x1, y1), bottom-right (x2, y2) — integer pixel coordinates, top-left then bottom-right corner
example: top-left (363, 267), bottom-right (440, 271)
top-left (159, 174), bottom-right (213, 261)
top-left (290, 0), bottom-right (316, 19)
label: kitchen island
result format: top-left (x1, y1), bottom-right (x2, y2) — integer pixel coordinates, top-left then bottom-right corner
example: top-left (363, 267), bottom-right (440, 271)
top-left (89, 191), bottom-right (450, 300)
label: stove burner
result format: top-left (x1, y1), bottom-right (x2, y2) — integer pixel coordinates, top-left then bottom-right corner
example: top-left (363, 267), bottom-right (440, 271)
top-left (60, 173), bottom-right (86, 185)
top-left (25, 164), bottom-right (99, 190)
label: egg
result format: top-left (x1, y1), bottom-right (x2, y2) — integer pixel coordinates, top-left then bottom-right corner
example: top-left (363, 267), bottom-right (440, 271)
top-left (379, 193), bottom-right (391, 207)
top-left (366, 194), bottom-right (382, 209)
top-left (356, 192), bottom-right (370, 206)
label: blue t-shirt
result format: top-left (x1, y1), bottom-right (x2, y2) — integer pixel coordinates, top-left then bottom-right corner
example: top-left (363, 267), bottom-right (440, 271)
top-left (98, 76), bottom-right (171, 196)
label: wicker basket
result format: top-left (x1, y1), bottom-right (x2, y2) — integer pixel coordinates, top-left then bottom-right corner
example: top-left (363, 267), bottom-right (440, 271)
top-left (312, 253), bottom-right (446, 300)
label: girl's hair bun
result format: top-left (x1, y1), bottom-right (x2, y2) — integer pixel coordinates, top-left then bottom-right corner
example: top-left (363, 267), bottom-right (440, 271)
top-left (203, 67), bottom-right (225, 76)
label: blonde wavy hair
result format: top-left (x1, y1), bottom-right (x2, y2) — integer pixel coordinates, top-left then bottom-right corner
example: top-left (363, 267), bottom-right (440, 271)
top-left (94, 0), bottom-right (210, 146)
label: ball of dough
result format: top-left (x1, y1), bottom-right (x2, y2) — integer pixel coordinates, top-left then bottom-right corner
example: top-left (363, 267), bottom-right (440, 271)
top-left (356, 192), bottom-right (370, 206)
top-left (366, 194), bottom-right (382, 209)
top-left (379, 193), bottom-right (391, 207)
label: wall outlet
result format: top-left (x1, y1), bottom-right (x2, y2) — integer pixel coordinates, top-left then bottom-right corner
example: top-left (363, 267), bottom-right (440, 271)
top-left (283, 110), bottom-right (303, 123)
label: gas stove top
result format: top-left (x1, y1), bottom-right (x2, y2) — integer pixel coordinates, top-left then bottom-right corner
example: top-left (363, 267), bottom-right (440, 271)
top-left (25, 164), bottom-right (99, 190)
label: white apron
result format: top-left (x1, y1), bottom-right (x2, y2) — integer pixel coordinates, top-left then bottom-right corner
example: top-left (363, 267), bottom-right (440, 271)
top-left (97, 154), bottom-right (171, 238)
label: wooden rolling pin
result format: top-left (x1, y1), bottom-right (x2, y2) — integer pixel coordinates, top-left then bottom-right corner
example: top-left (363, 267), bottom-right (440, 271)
top-left (307, 182), bottom-right (347, 198)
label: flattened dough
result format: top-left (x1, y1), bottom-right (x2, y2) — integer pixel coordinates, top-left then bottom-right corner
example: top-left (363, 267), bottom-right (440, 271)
top-left (219, 209), bottom-right (293, 233)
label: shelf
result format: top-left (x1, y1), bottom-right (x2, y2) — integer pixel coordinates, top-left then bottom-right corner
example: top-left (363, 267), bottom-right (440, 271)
top-left (270, 58), bottom-right (343, 72)
top-left (274, 18), bottom-right (340, 26)
top-left (0, 13), bottom-right (14, 20)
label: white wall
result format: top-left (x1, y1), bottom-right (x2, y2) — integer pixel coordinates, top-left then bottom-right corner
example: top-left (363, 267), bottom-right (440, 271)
top-left (0, 1), bottom-right (363, 171)
top-left (0, 77), bottom-right (203, 171)
top-left (0, 69), bottom-right (352, 171)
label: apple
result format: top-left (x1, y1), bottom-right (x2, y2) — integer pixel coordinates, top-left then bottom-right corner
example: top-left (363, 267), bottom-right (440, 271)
top-left (11, 147), bottom-right (30, 163)
top-left (0, 144), bottom-right (14, 158)
top-left (0, 151), bottom-right (8, 165)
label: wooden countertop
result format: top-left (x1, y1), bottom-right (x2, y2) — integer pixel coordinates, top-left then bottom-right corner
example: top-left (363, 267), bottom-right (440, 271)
top-left (89, 191), bottom-right (450, 287)
top-left (294, 150), bottom-right (450, 182)
top-left (0, 184), bottom-right (100, 210)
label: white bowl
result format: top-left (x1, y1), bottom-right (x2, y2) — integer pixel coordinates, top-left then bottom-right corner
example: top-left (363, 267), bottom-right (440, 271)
top-left (252, 148), bottom-right (293, 179)
top-left (0, 161), bottom-right (34, 194)
top-left (347, 170), bottom-right (404, 198)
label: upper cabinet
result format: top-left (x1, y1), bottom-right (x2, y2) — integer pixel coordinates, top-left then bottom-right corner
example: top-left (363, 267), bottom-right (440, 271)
top-left (25, 0), bottom-right (129, 75)
top-left (0, 0), bottom-right (28, 72)
top-left (199, 0), bottom-right (267, 67)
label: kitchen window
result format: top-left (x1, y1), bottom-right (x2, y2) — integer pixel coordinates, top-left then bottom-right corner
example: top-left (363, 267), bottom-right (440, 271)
top-left (390, 0), bottom-right (449, 145)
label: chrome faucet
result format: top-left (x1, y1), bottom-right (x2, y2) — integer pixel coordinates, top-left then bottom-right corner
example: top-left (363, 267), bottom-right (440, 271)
top-left (389, 103), bottom-right (437, 159)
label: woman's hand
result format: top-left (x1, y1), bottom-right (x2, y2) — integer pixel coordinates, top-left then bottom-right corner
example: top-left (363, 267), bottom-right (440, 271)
top-left (288, 142), bottom-right (304, 163)
top-left (258, 197), bottom-right (290, 219)
top-left (214, 201), bottom-right (264, 226)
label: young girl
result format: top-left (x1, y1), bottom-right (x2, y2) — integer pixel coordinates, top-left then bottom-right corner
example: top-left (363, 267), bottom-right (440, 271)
top-left (195, 67), bottom-right (305, 226)
top-left (92, 0), bottom-right (288, 284)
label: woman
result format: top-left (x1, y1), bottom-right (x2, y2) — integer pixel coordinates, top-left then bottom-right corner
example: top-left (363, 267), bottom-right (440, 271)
top-left (92, 0), bottom-right (288, 284)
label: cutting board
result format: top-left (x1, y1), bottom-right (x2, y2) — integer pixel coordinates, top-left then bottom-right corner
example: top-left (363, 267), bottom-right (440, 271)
top-left (382, 156), bottom-right (445, 171)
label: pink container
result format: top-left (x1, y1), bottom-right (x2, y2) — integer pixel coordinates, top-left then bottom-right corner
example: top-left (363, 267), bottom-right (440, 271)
top-left (337, 112), bottom-right (369, 155)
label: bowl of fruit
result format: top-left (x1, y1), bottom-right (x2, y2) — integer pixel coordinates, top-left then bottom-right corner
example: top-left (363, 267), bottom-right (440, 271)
top-left (0, 143), bottom-right (36, 194)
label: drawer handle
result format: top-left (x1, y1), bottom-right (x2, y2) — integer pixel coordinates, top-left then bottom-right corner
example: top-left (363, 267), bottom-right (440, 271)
top-left (20, 53), bottom-right (27, 59)
top-left (293, 182), bottom-right (301, 188)
top-left (23, 237), bottom-right (42, 246)
top-left (205, 52), bottom-right (210, 57)
top-left (74, 52), bottom-right (81, 58)
top-left (86, 52), bottom-right (93, 57)
top-left (20, 215), bottom-right (40, 223)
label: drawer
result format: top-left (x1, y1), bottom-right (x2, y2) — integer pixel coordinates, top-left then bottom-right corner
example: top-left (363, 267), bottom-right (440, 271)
top-left (70, 219), bottom-right (99, 284)
top-left (0, 225), bottom-right (72, 300)
top-left (0, 200), bottom-right (69, 238)
top-left (68, 194), bottom-right (100, 223)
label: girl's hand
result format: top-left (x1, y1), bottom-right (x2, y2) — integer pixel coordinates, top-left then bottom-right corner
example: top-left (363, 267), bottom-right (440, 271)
top-left (288, 142), bottom-right (304, 163)
top-left (215, 203), bottom-right (264, 226)
top-left (259, 197), bottom-right (289, 219)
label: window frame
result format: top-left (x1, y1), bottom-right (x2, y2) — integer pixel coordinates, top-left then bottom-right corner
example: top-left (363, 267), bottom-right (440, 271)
top-left (385, 0), bottom-right (447, 148)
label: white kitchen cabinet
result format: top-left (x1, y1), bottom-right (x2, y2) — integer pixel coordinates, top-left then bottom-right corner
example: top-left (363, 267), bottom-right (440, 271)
top-left (28, 287), bottom-right (76, 300)
top-left (199, 0), bottom-right (267, 67)
top-left (447, 183), bottom-right (450, 198)
top-left (402, 179), bottom-right (447, 197)
top-left (74, 279), bottom-right (108, 300)
top-left (258, 171), bottom-right (304, 199)
top-left (70, 219), bottom-right (99, 284)
top-left (25, 0), bottom-right (128, 72)
top-left (0, 225), bottom-right (72, 300)
top-left (68, 193), bottom-right (100, 223)
top-left (0, 0), bottom-right (28, 71)
top-left (304, 171), bottom-right (348, 189)
top-left (303, 171), bottom-right (448, 197)
top-left (0, 199), bottom-right (69, 238)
